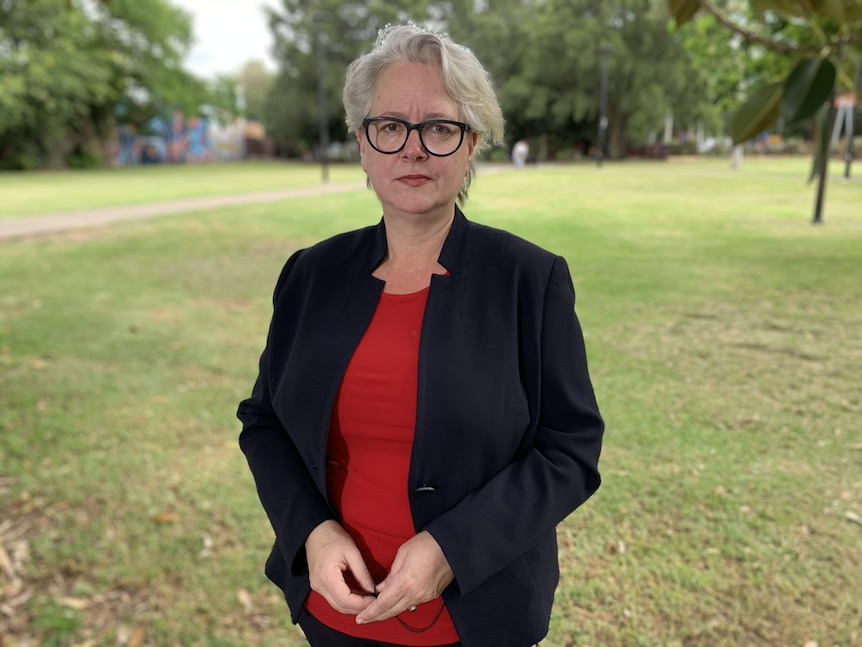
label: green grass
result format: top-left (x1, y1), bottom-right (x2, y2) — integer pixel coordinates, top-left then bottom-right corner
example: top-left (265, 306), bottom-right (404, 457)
top-left (0, 161), bottom-right (366, 219)
top-left (1, 158), bottom-right (860, 646)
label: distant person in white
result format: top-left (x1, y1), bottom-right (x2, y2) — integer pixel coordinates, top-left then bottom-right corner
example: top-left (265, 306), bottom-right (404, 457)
top-left (512, 139), bottom-right (529, 169)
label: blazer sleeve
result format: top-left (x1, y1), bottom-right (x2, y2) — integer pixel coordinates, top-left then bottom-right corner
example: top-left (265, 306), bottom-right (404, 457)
top-left (237, 250), bottom-right (336, 576)
top-left (424, 256), bottom-right (603, 595)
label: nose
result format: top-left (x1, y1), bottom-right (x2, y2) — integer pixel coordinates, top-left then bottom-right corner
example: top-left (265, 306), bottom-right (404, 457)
top-left (401, 127), bottom-right (428, 159)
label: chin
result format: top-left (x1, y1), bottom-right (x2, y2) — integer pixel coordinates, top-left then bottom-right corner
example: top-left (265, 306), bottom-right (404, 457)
top-left (389, 196), bottom-right (451, 217)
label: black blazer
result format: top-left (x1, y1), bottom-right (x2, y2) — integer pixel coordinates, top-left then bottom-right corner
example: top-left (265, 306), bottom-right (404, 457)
top-left (237, 207), bottom-right (603, 647)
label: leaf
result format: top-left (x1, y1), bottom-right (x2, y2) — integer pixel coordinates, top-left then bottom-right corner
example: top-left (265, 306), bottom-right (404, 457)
top-left (669, 0), bottom-right (702, 25)
top-left (605, 539), bottom-right (627, 555)
top-left (57, 596), bottom-right (90, 610)
top-left (808, 103), bottom-right (832, 184)
top-left (751, 0), bottom-right (817, 19)
top-left (237, 589), bottom-right (254, 612)
top-left (151, 512), bottom-right (179, 524)
top-left (129, 628), bottom-right (146, 647)
top-left (782, 57), bottom-right (837, 125)
top-left (731, 82), bottom-right (783, 145)
top-left (817, 0), bottom-right (846, 21)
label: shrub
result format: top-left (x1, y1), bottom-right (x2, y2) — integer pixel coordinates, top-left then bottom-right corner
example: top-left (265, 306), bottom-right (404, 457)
top-left (66, 152), bottom-right (102, 169)
top-left (0, 153), bottom-right (37, 171)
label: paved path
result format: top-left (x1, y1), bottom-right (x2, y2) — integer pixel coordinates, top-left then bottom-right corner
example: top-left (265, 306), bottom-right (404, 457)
top-left (0, 181), bottom-right (366, 242)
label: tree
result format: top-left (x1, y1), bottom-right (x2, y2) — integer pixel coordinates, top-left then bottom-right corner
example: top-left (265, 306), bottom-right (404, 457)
top-left (206, 75), bottom-right (245, 126)
top-left (0, 1), bottom-right (115, 167)
top-left (445, 0), bottom-right (538, 150)
top-left (0, 0), bottom-right (207, 168)
top-left (261, 1), bottom-right (387, 155)
top-left (452, 0), bottom-right (718, 160)
top-left (674, 3), bottom-right (788, 114)
top-left (238, 61), bottom-right (275, 123)
top-left (264, 0), bottom-right (447, 157)
top-left (668, 0), bottom-right (862, 222)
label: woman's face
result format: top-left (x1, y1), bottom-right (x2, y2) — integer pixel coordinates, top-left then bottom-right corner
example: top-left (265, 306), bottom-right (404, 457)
top-left (359, 61), bottom-right (477, 223)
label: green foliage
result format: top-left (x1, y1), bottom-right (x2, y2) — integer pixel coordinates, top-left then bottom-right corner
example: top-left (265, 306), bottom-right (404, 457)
top-left (0, 1), bottom-right (114, 165)
top-left (782, 56), bottom-right (837, 124)
top-left (808, 99), bottom-right (833, 182)
top-left (669, 0), bottom-right (862, 144)
top-left (669, 0), bottom-right (862, 221)
top-left (263, 0), bottom-right (720, 160)
top-left (238, 61), bottom-right (276, 123)
top-left (673, 6), bottom-right (788, 130)
top-left (731, 81), bottom-right (783, 142)
top-left (207, 75), bottom-right (245, 125)
top-left (0, 0), bottom-right (208, 168)
top-left (264, 0), bottom-right (430, 156)
top-left (457, 0), bottom-right (724, 157)
top-left (0, 152), bottom-right (37, 172)
top-left (66, 152), bottom-right (103, 170)
top-left (669, 0), bottom-right (700, 23)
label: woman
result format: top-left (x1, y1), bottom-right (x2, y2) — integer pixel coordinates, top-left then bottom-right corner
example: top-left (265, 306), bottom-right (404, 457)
top-left (237, 24), bottom-right (603, 647)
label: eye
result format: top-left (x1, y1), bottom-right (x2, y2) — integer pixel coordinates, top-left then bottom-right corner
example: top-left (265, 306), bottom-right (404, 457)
top-left (426, 122), bottom-right (458, 137)
top-left (378, 120), bottom-right (405, 134)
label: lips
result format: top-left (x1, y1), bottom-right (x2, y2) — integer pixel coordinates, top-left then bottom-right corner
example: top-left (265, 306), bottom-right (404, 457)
top-left (398, 174), bottom-right (431, 186)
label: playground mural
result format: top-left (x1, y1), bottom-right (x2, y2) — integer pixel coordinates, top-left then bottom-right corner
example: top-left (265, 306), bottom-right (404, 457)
top-left (112, 111), bottom-right (245, 166)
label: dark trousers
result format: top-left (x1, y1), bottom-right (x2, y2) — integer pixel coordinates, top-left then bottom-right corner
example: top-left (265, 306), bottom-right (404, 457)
top-left (297, 608), bottom-right (462, 647)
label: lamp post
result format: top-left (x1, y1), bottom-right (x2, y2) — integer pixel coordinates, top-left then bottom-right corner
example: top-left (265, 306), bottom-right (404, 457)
top-left (596, 45), bottom-right (612, 168)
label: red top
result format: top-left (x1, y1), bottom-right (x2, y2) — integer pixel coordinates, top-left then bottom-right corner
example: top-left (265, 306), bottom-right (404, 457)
top-left (305, 287), bottom-right (459, 645)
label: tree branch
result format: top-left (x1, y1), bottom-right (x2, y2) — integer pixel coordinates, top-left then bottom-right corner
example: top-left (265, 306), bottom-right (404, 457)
top-left (697, 0), bottom-right (834, 55)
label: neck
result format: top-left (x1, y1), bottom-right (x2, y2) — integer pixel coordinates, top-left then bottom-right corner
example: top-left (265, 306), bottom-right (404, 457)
top-left (373, 209), bottom-right (454, 293)
top-left (382, 209), bottom-right (454, 270)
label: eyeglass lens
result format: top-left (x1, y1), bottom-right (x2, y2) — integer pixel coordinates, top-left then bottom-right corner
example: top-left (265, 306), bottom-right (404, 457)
top-left (365, 118), bottom-right (466, 156)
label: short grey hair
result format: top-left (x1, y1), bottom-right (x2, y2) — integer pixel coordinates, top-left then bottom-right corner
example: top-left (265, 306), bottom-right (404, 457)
top-left (343, 24), bottom-right (505, 203)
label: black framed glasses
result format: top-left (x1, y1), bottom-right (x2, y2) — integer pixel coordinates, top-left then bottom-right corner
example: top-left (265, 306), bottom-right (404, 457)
top-left (363, 116), bottom-right (470, 157)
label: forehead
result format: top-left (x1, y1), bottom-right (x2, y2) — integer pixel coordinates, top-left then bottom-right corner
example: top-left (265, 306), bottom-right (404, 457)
top-left (371, 62), bottom-right (460, 118)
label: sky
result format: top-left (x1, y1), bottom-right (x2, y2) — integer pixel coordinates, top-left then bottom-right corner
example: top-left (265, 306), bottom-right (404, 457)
top-left (172, 0), bottom-right (279, 78)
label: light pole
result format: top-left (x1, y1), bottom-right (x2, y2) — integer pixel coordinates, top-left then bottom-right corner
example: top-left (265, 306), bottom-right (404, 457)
top-left (596, 45), bottom-right (612, 168)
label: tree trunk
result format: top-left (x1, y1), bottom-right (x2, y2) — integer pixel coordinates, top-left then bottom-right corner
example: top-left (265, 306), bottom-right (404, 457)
top-left (608, 112), bottom-right (627, 160)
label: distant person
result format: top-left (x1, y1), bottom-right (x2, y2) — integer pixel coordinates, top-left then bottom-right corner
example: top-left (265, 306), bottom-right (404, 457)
top-left (512, 139), bottom-right (529, 168)
top-left (237, 24), bottom-right (603, 647)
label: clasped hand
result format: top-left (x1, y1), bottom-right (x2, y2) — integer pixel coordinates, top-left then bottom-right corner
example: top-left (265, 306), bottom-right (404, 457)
top-left (305, 520), bottom-right (454, 624)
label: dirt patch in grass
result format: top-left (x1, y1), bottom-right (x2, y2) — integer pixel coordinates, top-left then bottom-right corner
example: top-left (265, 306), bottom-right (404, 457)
top-left (0, 488), bottom-right (154, 646)
top-left (0, 479), bottom-right (305, 647)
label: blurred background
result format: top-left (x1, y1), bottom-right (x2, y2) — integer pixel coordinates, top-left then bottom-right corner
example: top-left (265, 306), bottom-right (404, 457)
top-left (2, 0), bottom-right (859, 173)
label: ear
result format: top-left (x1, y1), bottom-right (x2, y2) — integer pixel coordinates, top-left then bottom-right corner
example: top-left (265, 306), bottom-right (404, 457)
top-left (465, 131), bottom-right (479, 164)
top-left (358, 133), bottom-right (367, 172)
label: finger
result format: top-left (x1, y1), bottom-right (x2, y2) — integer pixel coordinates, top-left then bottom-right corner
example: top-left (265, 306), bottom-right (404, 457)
top-left (322, 568), bottom-right (376, 614)
top-left (340, 590), bottom-right (377, 615)
top-left (355, 589), bottom-right (408, 624)
top-left (344, 551), bottom-right (377, 596)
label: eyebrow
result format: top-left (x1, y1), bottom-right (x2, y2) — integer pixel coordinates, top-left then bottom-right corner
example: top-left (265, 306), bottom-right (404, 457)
top-left (376, 112), bottom-right (459, 121)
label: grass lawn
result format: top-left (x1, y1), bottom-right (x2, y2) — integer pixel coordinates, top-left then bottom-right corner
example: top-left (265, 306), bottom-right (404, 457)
top-left (0, 157), bottom-right (860, 646)
top-left (0, 161), bottom-right (366, 219)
